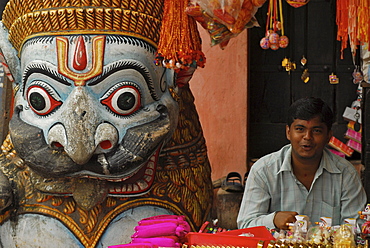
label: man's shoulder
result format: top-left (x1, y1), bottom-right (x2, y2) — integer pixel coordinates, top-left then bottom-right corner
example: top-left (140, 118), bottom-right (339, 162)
top-left (323, 148), bottom-right (357, 173)
top-left (252, 144), bottom-right (290, 170)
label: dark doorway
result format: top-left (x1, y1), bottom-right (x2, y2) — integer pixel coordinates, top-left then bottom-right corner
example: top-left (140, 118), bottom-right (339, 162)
top-left (248, 0), bottom-right (359, 161)
top-left (0, 1), bottom-right (6, 19)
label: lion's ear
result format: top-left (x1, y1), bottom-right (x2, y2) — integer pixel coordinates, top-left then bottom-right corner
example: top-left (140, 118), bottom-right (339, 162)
top-left (0, 22), bottom-right (20, 84)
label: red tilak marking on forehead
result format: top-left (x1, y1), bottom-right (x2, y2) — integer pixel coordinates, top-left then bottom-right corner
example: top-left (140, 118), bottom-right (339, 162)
top-left (56, 35), bottom-right (105, 86)
top-left (73, 36), bottom-right (87, 71)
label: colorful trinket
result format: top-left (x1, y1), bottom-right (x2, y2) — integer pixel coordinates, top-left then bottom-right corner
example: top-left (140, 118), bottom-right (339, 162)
top-left (269, 32), bottom-right (280, 44)
top-left (260, 37), bottom-right (270, 49)
top-left (286, 0), bottom-right (310, 8)
top-left (270, 43), bottom-right (280, 50)
top-left (329, 73), bottom-right (339, 84)
top-left (352, 67), bottom-right (363, 84)
top-left (301, 55), bottom-right (307, 66)
top-left (279, 35), bottom-right (289, 48)
top-left (301, 69), bottom-right (310, 83)
top-left (261, 0), bottom-right (289, 50)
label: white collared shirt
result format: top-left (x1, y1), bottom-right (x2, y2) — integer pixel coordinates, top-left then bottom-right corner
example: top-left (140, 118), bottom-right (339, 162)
top-left (237, 144), bottom-right (367, 229)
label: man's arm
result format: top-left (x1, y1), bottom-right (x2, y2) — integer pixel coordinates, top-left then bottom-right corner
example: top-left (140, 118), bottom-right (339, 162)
top-left (340, 164), bottom-right (367, 223)
top-left (237, 164), bottom-right (277, 229)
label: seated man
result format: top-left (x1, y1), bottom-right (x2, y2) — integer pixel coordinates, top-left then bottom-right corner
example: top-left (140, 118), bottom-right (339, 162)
top-left (237, 97), bottom-right (367, 230)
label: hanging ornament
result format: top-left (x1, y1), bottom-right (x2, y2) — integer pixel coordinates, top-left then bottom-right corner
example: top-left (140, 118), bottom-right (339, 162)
top-left (279, 35), bottom-right (289, 48)
top-left (277, 0), bottom-right (288, 48)
top-left (329, 73), bottom-right (339, 84)
top-left (260, 36), bottom-right (270, 49)
top-left (300, 55), bottom-right (307, 66)
top-left (266, 29), bottom-right (274, 36)
top-left (353, 107), bottom-right (361, 132)
top-left (352, 66), bottom-right (363, 84)
top-left (285, 61), bottom-right (296, 74)
top-left (300, 55), bottom-right (309, 83)
top-left (260, 0), bottom-right (288, 50)
top-left (286, 0), bottom-right (310, 8)
top-left (156, 0), bottom-right (205, 71)
top-left (270, 43), bottom-right (280, 50)
top-left (269, 31), bottom-right (280, 44)
top-left (282, 57), bottom-right (296, 74)
top-left (273, 21), bottom-right (282, 31)
top-left (301, 69), bottom-right (310, 83)
top-left (336, 0), bottom-right (370, 59)
top-left (281, 57), bottom-right (289, 67)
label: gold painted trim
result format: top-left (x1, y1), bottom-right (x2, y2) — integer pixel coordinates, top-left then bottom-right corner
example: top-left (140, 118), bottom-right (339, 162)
top-left (3, 3), bottom-right (163, 52)
top-left (23, 30), bottom-right (159, 50)
top-left (21, 198), bottom-right (194, 248)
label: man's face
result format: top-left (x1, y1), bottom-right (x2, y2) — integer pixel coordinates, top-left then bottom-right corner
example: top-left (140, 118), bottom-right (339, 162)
top-left (286, 116), bottom-right (332, 162)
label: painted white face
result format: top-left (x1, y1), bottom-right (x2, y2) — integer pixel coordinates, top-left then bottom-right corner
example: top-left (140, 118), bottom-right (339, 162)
top-left (9, 34), bottom-right (179, 195)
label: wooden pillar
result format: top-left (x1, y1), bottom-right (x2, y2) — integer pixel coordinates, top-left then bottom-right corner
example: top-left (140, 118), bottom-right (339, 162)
top-left (362, 82), bottom-right (370, 200)
top-left (0, 64), bottom-right (12, 144)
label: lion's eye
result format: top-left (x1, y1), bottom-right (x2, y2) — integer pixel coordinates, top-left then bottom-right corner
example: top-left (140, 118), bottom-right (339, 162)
top-left (101, 85), bottom-right (141, 116)
top-left (27, 85), bottom-right (62, 115)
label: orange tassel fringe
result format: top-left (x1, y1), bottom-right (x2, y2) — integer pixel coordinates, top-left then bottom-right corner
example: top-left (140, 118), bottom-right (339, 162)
top-left (336, 0), bottom-right (370, 58)
top-left (156, 0), bottom-right (206, 71)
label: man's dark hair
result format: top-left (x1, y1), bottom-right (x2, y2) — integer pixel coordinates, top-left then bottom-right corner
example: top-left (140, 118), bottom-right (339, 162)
top-left (287, 97), bottom-right (334, 130)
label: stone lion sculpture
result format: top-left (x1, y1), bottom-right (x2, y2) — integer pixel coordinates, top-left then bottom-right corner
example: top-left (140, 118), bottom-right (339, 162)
top-left (0, 0), bottom-right (213, 247)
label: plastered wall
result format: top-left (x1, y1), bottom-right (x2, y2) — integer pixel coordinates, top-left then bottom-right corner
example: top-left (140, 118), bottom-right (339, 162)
top-left (190, 26), bottom-right (248, 182)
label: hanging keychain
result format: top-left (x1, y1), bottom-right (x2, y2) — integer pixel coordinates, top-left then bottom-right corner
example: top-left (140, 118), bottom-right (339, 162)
top-left (268, 0), bottom-right (280, 50)
top-left (354, 106), bottom-right (361, 132)
top-left (260, 0), bottom-right (289, 50)
top-left (278, 0), bottom-right (289, 48)
top-left (260, 0), bottom-right (272, 49)
top-left (352, 66), bottom-right (363, 84)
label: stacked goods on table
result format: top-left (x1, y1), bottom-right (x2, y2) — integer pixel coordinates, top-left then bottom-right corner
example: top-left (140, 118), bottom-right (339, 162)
top-left (184, 209), bottom-right (370, 248)
top-left (108, 208), bottom-right (370, 248)
top-left (184, 226), bottom-right (274, 248)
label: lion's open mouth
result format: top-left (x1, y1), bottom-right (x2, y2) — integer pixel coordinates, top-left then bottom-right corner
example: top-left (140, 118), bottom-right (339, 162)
top-left (71, 146), bottom-right (161, 197)
top-left (30, 146), bottom-right (161, 198)
top-left (106, 147), bottom-right (159, 196)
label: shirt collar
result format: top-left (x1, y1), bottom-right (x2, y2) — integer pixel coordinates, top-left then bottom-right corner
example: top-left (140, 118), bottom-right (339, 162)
top-left (320, 148), bottom-right (342, 174)
top-left (278, 145), bottom-right (293, 174)
top-left (277, 145), bottom-right (341, 174)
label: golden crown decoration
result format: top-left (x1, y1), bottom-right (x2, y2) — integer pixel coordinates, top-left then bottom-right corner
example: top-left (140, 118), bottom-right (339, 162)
top-left (2, 0), bottom-right (205, 70)
top-left (2, 0), bottom-right (164, 52)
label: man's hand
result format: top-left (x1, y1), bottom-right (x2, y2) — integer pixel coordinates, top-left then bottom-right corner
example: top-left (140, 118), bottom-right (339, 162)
top-left (273, 211), bottom-right (298, 230)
